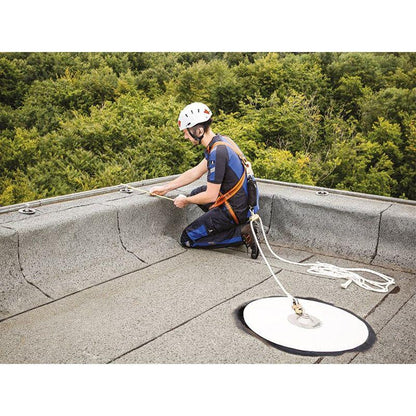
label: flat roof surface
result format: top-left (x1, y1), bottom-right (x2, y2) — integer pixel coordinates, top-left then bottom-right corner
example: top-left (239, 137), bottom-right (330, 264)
top-left (1, 177), bottom-right (415, 364)
top-left (1, 238), bottom-right (414, 364)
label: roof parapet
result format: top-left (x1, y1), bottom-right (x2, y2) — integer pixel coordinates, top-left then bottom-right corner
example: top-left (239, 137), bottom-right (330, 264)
top-left (1, 176), bottom-right (415, 321)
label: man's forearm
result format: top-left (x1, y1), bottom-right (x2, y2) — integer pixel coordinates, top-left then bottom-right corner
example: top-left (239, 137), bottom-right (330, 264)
top-left (186, 191), bottom-right (216, 206)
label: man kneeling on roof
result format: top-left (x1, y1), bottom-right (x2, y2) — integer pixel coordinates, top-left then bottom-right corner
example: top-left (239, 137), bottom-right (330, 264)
top-left (150, 102), bottom-right (260, 259)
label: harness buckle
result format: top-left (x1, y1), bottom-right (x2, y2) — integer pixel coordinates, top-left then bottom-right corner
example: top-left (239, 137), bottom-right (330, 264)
top-left (249, 212), bottom-right (260, 222)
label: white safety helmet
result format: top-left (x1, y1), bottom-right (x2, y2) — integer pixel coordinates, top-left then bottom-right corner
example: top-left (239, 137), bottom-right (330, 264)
top-left (178, 102), bottom-right (212, 131)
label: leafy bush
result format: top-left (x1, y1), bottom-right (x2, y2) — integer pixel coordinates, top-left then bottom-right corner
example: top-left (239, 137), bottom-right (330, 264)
top-left (1, 52), bottom-right (415, 205)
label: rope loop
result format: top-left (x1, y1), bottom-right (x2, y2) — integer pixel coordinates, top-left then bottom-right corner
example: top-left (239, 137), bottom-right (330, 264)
top-left (250, 214), bottom-right (395, 294)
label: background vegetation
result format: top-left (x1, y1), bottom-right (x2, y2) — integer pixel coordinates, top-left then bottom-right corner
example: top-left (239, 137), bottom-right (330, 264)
top-left (1, 52), bottom-right (415, 206)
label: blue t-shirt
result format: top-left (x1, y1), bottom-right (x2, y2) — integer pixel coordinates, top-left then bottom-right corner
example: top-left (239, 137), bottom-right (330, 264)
top-left (204, 135), bottom-right (249, 222)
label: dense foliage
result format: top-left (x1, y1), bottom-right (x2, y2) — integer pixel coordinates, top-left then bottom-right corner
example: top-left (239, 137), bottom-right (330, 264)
top-left (1, 52), bottom-right (415, 206)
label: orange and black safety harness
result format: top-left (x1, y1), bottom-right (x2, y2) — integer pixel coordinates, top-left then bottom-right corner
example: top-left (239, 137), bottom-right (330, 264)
top-left (208, 138), bottom-right (250, 225)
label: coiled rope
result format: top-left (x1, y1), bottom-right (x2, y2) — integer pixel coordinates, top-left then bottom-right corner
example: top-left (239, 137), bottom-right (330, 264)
top-left (249, 214), bottom-right (395, 294)
top-left (120, 184), bottom-right (395, 297)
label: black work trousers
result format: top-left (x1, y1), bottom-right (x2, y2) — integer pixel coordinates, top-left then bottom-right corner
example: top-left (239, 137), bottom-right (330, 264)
top-left (180, 186), bottom-right (245, 249)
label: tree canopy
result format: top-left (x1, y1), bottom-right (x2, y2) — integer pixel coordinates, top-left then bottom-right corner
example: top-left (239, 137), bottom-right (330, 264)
top-left (1, 52), bottom-right (415, 206)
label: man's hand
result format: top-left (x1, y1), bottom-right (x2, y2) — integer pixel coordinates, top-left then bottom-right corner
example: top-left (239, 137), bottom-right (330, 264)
top-left (174, 194), bottom-right (189, 208)
top-left (149, 185), bottom-right (170, 196)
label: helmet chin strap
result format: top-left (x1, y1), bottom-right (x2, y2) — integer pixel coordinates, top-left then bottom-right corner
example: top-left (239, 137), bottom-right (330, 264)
top-left (187, 128), bottom-right (205, 143)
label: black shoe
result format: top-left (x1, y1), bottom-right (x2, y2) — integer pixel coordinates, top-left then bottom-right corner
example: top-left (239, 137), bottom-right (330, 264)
top-left (241, 222), bottom-right (259, 259)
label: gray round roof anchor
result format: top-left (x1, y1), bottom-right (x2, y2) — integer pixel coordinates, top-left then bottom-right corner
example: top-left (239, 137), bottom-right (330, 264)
top-left (120, 186), bottom-right (133, 194)
top-left (18, 204), bottom-right (36, 215)
top-left (316, 190), bottom-right (329, 196)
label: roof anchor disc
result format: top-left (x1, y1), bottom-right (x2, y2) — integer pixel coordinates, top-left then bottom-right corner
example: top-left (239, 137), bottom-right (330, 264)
top-left (288, 312), bottom-right (321, 329)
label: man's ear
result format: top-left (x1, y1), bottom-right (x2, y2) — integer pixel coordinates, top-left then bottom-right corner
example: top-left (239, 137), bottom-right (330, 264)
top-left (196, 126), bottom-right (205, 137)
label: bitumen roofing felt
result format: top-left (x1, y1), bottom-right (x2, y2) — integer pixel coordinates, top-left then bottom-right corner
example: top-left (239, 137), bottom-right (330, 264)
top-left (0, 177), bottom-right (415, 364)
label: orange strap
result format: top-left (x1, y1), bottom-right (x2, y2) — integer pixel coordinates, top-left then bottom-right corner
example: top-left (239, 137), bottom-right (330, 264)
top-left (208, 140), bottom-right (247, 224)
top-left (224, 199), bottom-right (239, 224)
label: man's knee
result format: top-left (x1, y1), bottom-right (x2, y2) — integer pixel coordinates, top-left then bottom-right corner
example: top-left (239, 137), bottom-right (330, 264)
top-left (190, 185), bottom-right (207, 196)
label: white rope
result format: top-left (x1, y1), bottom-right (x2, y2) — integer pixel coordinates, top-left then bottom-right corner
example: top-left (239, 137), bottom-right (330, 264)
top-left (120, 184), bottom-right (184, 202)
top-left (250, 215), bottom-right (395, 293)
top-left (121, 184), bottom-right (395, 294)
top-left (249, 217), bottom-right (295, 300)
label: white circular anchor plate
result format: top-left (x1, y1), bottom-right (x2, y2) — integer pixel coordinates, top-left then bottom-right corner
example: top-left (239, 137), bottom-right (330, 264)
top-left (242, 297), bottom-right (374, 355)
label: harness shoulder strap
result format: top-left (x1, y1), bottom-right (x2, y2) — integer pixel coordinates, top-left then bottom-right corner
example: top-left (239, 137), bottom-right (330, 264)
top-left (209, 138), bottom-right (249, 168)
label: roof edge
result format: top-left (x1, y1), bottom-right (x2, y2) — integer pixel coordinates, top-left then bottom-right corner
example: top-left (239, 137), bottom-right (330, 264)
top-left (0, 175), bottom-right (181, 215)
top-left (1, 175), bottom-right (415, 215)
top-left (257, 178), bottom-right (416, 206)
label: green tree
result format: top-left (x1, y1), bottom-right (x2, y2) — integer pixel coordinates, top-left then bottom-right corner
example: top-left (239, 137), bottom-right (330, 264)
top-left (168, 59), bottom-right (243, 113)
top-left (0, 56), bottom-right (28, 107)
top-left (1, 52), bottom-right (416, 205)
top-left (235, 53), bottom-right (284, 99)
top-left (253, 148), bottom-right (315, 185)
top-left (398, 114), bottom-right (416, 199)
top-left (320, 133), bottom-right (397, 196)
top-left (254, 91), bottom-right (322, 154)
top-left (359, 87), bottom-right (416, 133)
